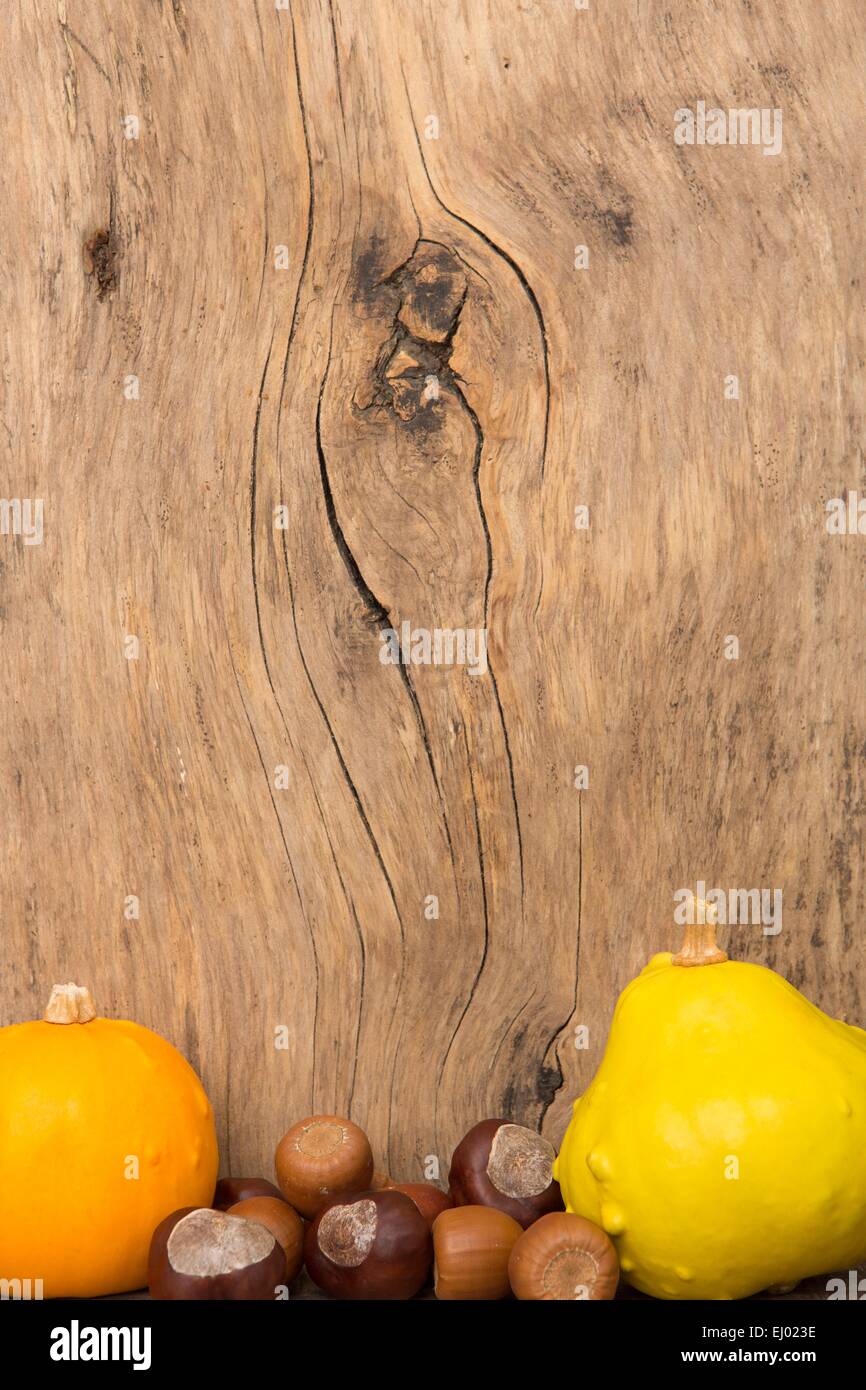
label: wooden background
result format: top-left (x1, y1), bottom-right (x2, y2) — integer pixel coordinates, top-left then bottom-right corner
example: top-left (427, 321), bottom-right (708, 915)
top-left (2, 0), bottom-right (864, 1184)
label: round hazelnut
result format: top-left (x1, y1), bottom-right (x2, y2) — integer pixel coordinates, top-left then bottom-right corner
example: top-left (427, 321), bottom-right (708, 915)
top-left (213, 1176), bottom-right (285, 1210)
top-left (391, 1182), bottom-right (454, 1229)
top-left (148, 1207), bottom-right (285, 1300)
top-left (448, 1119), bottom-right (563, 1228)
top-left (432, 1204), bottom-right (522, 1300)
top-left (508, 1211), bottom-right (619, 1300)
top-left (275, 1115), bottom-right (374, 1218)
top-left (227, 1196), bottom-right (305, 1283)
top-left (305, 1190), bottom-right (432, 1299)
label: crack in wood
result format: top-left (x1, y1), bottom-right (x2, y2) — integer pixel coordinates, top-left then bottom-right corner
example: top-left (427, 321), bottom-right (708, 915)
top-left (83, 228), bottom-right (118, 300)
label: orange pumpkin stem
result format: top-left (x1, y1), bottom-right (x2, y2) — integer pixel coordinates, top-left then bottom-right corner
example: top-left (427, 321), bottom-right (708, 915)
top-left (44, 983), bottom-right (97, 1024)
top-left (672, 900), bottom-right (728, 968)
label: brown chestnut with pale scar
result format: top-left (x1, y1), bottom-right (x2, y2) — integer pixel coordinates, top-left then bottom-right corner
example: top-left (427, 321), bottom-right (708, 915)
top-left (148, 1207), bottom-right (285, 1300)
top-left (508, 1211), bottom-right (619, 1300)
top-left (228, 1196), bottom-right (305, 1283)
top-left (448, 1119), bottom-right (563, 1227)
top-left (305, 1189), bottom-right (432, 1299)
top-left (433, 1204), bottom-right (522, 1299)
top-left (275, 1115), bottom-right (374, 1218)
top-left (213, 1176), bottom-right (285, 1210)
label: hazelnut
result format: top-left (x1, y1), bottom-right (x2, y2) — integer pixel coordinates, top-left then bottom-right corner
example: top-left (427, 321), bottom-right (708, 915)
top-left (432, 1204), bottom-right (522, 1299)
top-left (305, 1190), bottom-right (432, 1299)
top-left (391, 1182), bottom-right (454, 1229)
top-left (228, 1196), bottom-right (305, 1283)
top-left (449, 1119), bottom-right (563, 1228)
top-left (275, 1115), bottom-right (374, 1218)
top-left (213, 1176), bottom-right (285, 1210)
top-left (148, 1207), bottom-right (285, 1300)
top-left (508, 1212), bottom-right (619, 1300)
top-left (371, 1170), bottom-right (398, 1191)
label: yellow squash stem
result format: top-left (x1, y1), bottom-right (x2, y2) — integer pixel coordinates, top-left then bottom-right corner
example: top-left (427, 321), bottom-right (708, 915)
top-left (671, 899), bottom-right (728, 967)
top-left (43, 983), bottom-right (97, 1024)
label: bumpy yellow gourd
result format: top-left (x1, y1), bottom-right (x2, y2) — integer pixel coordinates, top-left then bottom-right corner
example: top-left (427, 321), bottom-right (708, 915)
top-left (0, 984), bottom-right (218, 1297)
top-left (554, 910), bottom-right (866, 1299)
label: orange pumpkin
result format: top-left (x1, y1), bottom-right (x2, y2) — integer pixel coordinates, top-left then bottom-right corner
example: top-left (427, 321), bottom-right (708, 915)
top-left (0, 984), bottom-right (218, 1297)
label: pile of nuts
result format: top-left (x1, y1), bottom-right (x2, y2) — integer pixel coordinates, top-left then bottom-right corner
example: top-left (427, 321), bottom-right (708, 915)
top-left (147, 1114), bottom-right (620, 1300)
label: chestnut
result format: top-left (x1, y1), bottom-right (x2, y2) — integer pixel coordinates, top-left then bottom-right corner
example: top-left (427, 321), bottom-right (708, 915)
top-left (275, 1114), bottom-right (374, 1218)
top-left (448, 1119), bottom-right (563, 1228)
top-left (148, 1207), bottom-right (285, 1300)
top-left (213, 1176), bottom-right (285, 1210)
top-left (432, 1204), bottom-right (522, 1300)
top-left (508, 1211), bottom-right (619, 1300)
top-left (228, 1196), bottom-right (305, 1283)
top-left (305, 1189), bottom-right (432, 1299)
top-left (391, 1182), bottom-right (454, 1229)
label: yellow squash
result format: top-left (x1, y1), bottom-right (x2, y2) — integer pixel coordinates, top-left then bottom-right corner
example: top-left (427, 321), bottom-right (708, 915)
top-left (554, 909), bottom-right (866, 1299)
top-left (0, 984), bottom-right (218, 1297)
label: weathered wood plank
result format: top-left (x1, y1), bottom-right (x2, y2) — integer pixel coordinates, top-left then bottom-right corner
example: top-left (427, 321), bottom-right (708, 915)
top-left (1, 0), bottom-right (863, 1184)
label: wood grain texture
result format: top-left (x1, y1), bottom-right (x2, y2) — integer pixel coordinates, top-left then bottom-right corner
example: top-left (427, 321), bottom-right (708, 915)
top-left (1, 0), bottom-right (864, 1184)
